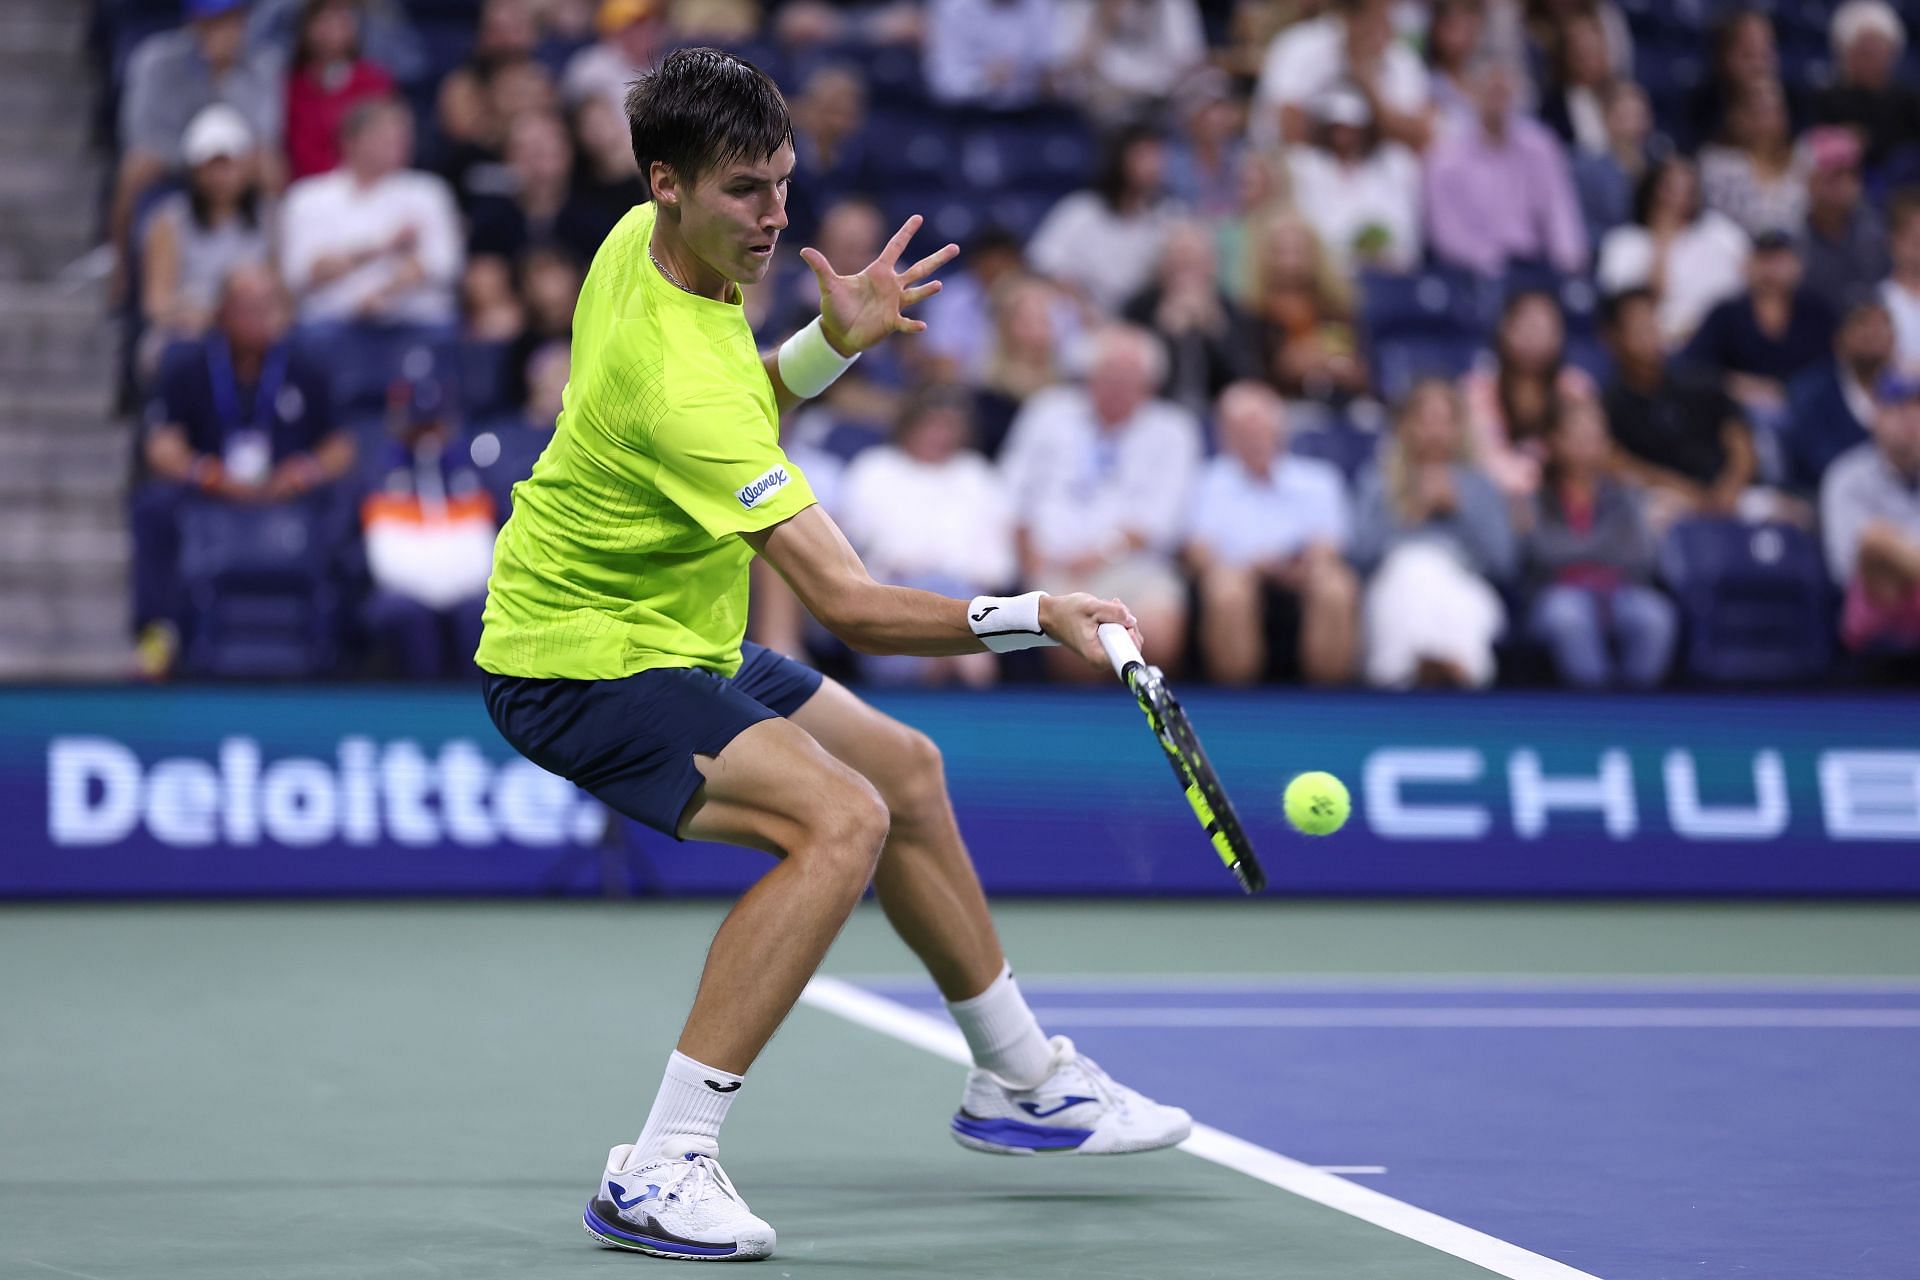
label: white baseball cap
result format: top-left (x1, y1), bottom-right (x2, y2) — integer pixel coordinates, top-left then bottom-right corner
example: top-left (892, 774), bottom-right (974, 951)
top-left (182, 103), bottom-right (255, 166)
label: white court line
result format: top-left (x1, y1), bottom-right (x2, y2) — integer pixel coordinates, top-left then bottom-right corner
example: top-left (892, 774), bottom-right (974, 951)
top-left (800, 975), bottom-right (1602, 1280)
top-left (847, 972), bottom-right (1920, 994)
top-left (1316, 1166), bottom-right (1389, 1175)
top-left (1028, 1006), bottom-right (1920, 1029)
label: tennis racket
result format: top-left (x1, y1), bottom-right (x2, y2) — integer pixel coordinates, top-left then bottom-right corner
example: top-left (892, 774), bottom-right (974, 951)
top-left (1097, 623), bottom-right (1266, 894)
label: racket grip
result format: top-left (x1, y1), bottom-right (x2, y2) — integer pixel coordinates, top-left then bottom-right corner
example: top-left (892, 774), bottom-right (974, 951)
top-left (1096, 623), bottom-right (1143, 680)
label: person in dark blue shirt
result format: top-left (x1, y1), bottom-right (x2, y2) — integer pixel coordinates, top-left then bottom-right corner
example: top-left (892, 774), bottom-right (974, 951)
top-left (132, 263), bottom-right (355, 675)
top-left (1784, 291), bottom-right (1896, 492)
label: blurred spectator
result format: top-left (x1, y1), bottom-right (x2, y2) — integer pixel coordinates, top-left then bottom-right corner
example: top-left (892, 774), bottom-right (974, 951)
top-left (132, 264), bottom-right (355, 671)
top-left (1214, 148), bottom-right (1289, 302)
top-left (1539, 8), bottom-right (1614, 156)
top-left (1245, 211), bottom-right (1366, 401)
top-left (569, 94), bottom-right (649, 233)
top-left (467, 111), bottom-right (605, 269)
top-left (464, 257), bottom-right (526, 341)
top-left (139, 106), bottom-right (273, 378)
top-left (280, 98), bottom-right (463, 325)
top-left (113, 0), bottom-right (285, 293)
top-left (439, 56), bottom-right (560, 208)
top-left (1351, 378), bottom-right (1516, 688)
top-left (976, 274), bottom-right (1071, 453)
top-left (1883, 190), bottom-right (1920, 369)
top-left (1811, 0), bottom-right (1920, 174)
top-left (1597, 154), bottom-right (1750, 348)
top-left (1221, 0), bottom-right (1320, 84)
top-left (1423, 0), bottom-right (1484, 132)
top-left (1680, 233), bottom-right (1836, 439)
top-left (1601, 288), bottom-right (1756, 524)
top-left (1522, 0), bottom-right (1633, 79)
top-left (1052, 0), bottom-right (1207, 125)
top-left (1690, 8), bottom-right (1786, 153)
top-left (439, 0), bottom-right (542, 147)
top-left (1822, 373), bottom-right (1920, 656)
top-left (921, 227), bottom-right (1031, 385)
top-left (1164, 69), bottom-right (1249, 220)
top-left (1785, 293), bottom-right (1894, 491)
top-left (1698, 79), bottom-right (1808, 238)
top-left (1798, 127), bottom-right (1891, 316)
top-left (1121, 221), bottom-right (1258, 415)
top-left (563, 0), bottom-right (670, 120)
top-left (1184, 381), bottom-right (1357, 685)
top-left (503, 246), bottom-right (583, 409)
top-left (283, 0), bottom-right (396, 182)
top-left (923, 0), bottom-right (1056, 111)
top-left (359, 378), bottom-right (498, 678)
top-left (1524, 396), bottom-right (1674, 687)
top-left (474, 338), bottom-right (570, 511)
top-left (1027, 124), bottom-right (1181, 314)
top-left (1285, 85), bottom-right (1422, 275)
top-left (1424, 57), bottom-right (1586, 278)
top-left (838, 387), bottom-right (1017, 687)
top-left (1000, 324), bottom-right (1202, 675)
top-left (785, 64), bottom-right (874, 247)
top-left (1571, 78), bottom-right (1651, 246)
top-left (1460, 289), bottom-right (1596, 501)
top-left (1253, 0), bottom-right (1434, 151)
top-left (250, 0), bottom-right (423, 76)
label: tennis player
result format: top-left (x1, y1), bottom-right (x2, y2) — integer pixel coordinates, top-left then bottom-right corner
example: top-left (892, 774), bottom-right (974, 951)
top-left (476, 49), bottom-right (1192, 1262)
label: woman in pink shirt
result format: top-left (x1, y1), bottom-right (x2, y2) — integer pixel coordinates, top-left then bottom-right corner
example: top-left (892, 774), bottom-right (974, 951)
top-left (284, 0), bottom-right (395, 181)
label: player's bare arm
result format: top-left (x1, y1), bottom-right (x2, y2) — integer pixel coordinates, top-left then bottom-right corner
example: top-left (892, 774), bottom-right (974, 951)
top-left (743, 504), bottom-right (1142, 667)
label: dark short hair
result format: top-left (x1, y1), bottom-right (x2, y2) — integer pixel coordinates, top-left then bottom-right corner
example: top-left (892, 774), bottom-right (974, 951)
top-left (1888, 186), bottom-right (1920, 238)
top-left (625, 47), bottom-right (792, 197)
top-left (1600, 286), bottom-right (1657, 332)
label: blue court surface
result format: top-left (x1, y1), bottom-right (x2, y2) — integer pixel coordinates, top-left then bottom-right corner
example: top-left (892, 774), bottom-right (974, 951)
top-left (822, 974), bottom-right (1920, 1280)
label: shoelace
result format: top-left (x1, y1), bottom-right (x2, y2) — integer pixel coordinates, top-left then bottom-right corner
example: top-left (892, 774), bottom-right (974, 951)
top-left (1053, 1038), bottom-right (1137, 1118)
top-left (670, 1154), bottom-right (741, 1206)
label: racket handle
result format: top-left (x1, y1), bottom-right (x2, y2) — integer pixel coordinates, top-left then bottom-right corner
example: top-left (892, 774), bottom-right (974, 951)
top-left (1096, 622), bottom-right (1143, 680)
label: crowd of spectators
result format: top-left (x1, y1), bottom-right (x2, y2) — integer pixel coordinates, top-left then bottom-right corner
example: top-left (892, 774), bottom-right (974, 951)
top-left (99, 0), bottom-right (1920, 688)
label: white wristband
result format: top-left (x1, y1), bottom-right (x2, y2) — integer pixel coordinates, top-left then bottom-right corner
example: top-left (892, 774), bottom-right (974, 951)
top-left (968, 591), bottom-right (1058, 653)
top-left (777, 316), bottom-right (860, 400)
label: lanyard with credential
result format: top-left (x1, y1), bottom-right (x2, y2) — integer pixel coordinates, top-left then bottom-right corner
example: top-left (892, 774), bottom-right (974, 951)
top-left (205, 334), bottom-right (290, 452)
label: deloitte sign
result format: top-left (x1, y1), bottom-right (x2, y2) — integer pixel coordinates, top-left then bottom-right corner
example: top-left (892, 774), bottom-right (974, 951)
top-left (46, 735), bottom-right (604, 850)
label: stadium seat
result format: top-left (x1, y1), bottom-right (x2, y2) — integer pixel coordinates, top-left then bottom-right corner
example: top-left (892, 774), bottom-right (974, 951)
top-left (1289, 423), bottom-right (1380, 482)
top-left (1659, 518), bottom-right (1835, 684)
top-left (177, 499), bottom-right (343, 678)
top-left (1360, 269), bottom-right (1489, 402)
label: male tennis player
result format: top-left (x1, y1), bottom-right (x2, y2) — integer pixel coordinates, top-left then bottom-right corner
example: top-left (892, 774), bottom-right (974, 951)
top-left (476, 49), bottom-right (1191, 1262)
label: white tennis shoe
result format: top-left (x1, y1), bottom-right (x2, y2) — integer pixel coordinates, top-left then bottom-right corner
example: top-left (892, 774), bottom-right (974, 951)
top-left (950, 1035), bottom-right (1193, 1156)
top-left (582, 1144), bottom-right (776, 1261)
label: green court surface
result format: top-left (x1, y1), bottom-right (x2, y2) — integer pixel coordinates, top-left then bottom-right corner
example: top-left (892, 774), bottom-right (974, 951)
top-left (5, 900), bottom-right (1918, 1280)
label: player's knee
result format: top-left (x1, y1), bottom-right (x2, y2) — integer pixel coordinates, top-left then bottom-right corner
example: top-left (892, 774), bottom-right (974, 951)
top-left (800, 774), bottom-right (889, 881)
top-left (881, 726), bottom-right (946, 824)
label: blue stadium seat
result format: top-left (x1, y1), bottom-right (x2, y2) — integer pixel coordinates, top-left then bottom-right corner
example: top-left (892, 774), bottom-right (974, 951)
top-left (1659, 518), bottom-right (1835, 683)
top-left (178, 500), bottom-right (343, 678)
top-left (1360, 269), bottom-right (1489, 402)
top-left (1289, 424), bottom-right (1380, 483)
top-left (865, 114), bottom-right (958, 194)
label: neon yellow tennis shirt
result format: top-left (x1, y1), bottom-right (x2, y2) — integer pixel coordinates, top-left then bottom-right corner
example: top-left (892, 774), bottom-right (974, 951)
top-left (475, 200), bottom-right (817, 680)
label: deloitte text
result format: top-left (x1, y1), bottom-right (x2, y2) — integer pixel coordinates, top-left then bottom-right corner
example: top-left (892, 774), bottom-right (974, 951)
top-left (47, 736), bottom-right (604, 849)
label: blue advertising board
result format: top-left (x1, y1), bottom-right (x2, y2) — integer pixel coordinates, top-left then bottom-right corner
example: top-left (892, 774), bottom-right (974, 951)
top-left (2, 686), bottom-right (1915, 897)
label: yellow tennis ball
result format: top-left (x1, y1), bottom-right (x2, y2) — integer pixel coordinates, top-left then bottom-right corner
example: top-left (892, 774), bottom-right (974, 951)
top-left (1284, 771), bottom-right (1350, 836)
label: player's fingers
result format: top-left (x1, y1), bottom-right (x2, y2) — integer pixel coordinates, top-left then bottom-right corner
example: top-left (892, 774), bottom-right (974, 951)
top-left (896, 317), bottom-right (929, 334)
top-left (878, 214), bottom-right (922, 267)
top-left (798, 246), bottom-right (834, 283)
top-left (900, 280), bottom-right (942, 307)
top-left (898, 242), bottom-right (959, 285)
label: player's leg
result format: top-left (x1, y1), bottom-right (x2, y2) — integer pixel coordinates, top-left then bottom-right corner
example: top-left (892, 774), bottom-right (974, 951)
top-left (781, 671), bottom-right (1193, 1157)
top-left (1296, 543), bottom-right (1359, 686)
top-left (673, 717), bottom-right (890, 1073)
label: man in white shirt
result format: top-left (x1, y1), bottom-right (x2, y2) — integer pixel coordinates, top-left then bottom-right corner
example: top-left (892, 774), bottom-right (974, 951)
top-left (923, 0), bottom-right (1056, 110)
top-left (1821, 373), bottom-right (1920, 655)
top-left (1185, 381), bottom-right (1358, 685)
top-left (1252, 0), bottom-right (1433, 151)
top-left (1000, 324), bottom-right (1202, 676)
top-left (279, 98), bottom-right (463, 326)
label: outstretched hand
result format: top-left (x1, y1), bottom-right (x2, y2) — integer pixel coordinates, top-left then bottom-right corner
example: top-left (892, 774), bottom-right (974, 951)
top-left (802, 214), bottom-right (958, 357)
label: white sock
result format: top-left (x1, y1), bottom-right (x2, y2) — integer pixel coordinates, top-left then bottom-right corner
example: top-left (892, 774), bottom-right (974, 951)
top-left (630, 1050), bottom-right (743, 1166)
top-left (945, 964), bottom-right (1054, 1089)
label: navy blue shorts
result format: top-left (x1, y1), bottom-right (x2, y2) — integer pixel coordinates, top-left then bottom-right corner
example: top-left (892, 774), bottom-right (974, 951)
top-left (482, 641), bottom-right (825, 838)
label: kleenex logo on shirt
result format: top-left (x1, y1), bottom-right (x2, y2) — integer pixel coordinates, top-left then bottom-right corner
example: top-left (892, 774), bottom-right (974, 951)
top-left (736, 465), bottom-right (790, 509)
